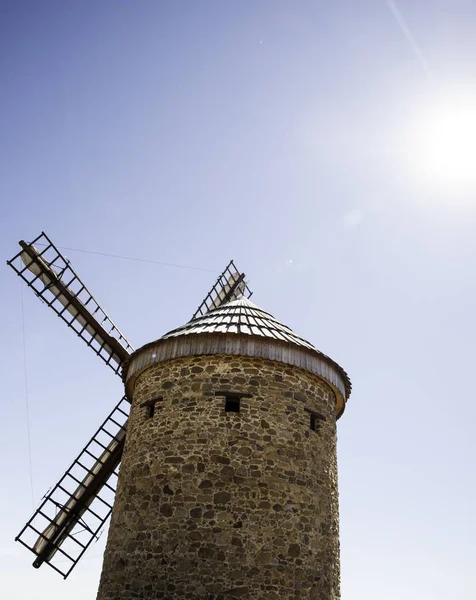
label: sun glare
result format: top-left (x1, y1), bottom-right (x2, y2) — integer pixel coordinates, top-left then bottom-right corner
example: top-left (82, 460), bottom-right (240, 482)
top-left (412, 90), bottom-right (476, 194)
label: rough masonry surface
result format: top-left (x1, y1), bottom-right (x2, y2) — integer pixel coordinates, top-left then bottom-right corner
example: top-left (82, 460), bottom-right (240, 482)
top-left (96, 354), bottom-right (340, 600)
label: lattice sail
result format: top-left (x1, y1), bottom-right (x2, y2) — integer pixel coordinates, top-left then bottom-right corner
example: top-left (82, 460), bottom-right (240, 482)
top-left (191, 259), bottom-right (252, 320)
top-left (15, 397), bottom-right (130, 578)
top-left (7, 232), bottom-right (134, 375)
top-left (8, 240), bottom-right (254, 578)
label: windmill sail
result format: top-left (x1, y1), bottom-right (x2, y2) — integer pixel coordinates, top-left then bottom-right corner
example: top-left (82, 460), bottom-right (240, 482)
top-left (15, 396), bottom-right (130, 578)
top-left (191, 259), bottom-right (252, 320)
top-left (9, 245), bottom-right (253, 578)
top-left (7, 232), bottom-right (134, 375)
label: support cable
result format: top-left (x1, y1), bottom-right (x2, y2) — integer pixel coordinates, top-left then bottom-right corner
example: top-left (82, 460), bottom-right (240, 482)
top-left (35, 244), bottom-right (218, 273)
top-left (21, 283), bottom-right (35, 510)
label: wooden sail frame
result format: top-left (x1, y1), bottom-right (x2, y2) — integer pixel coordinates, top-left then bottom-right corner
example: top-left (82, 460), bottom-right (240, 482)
top-left (191, 259), bottom-right (252, 321)
top-left (15, 397), bottom-right (129, 578)
top-left (7, 231), bottom-right (134, 375)
top-left (7, 232), bottom-right (252, 577)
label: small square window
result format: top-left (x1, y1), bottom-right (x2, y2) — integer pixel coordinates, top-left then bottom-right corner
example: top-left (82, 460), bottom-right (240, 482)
top-left (215, 391), bottom-right (251, 414)
top-left (225, 397), bottom-right (240, 413)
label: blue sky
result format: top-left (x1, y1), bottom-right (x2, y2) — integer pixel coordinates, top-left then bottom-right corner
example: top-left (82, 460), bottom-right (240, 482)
top-left (1, 1), bottom-right (475, 598)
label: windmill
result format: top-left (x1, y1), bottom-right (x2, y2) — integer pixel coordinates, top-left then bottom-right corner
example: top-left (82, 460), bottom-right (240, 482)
top-left (7, 231), bottom-right (252, 579)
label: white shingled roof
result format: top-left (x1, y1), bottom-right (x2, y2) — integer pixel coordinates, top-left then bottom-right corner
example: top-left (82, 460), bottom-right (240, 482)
top-left (125, 296), bottom-right (351, 404)
top-left (161, 297), bottom-right (317, 348)
top-left (161, 297), bottom-right (351, 397)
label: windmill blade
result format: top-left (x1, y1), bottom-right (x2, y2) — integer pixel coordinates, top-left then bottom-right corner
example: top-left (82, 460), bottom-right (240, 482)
top-left (15, 397), bottom-right (130, 579)
top-left (7, 232), bottom-right (134, 375)
top-left (191, 259), bottom-right (252, 320)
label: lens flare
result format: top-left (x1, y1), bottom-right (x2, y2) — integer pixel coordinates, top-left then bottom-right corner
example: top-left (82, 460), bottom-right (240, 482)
top-left (411, 89), bottom-right (476, 195)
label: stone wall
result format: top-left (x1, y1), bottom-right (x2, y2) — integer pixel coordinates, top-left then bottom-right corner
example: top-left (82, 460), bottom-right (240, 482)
top-left (96, 354), bottom-right (341, 600)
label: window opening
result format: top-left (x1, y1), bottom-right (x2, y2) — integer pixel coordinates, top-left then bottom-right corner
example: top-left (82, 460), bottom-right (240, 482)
top-left (141, 397), bottom-right (162, 419)
top-left (225, 397), bottom-right (241, 413)
top-left (215, 391), bottom-right (252, 414)
top-left (305, 407), bottom-right (326, 432)
top-left (310, 413), bottom-right (317, 432)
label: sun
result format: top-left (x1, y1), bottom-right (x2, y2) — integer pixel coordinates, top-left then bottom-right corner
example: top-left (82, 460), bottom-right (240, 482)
top-left (412, 89), bottom-right (476, 194)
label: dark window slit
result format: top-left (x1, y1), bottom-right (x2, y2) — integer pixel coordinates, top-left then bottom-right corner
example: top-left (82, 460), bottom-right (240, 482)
top-left (305, 407), bottom-right (326, 432)
top-left (141, 397), bottom-right (162, 420)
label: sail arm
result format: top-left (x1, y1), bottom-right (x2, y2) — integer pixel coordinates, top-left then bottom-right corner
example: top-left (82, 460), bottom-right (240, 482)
top-left (191, 259), bottom-right (252, 320)
top-left (15, 396), bottom-right (130, 578)
top-left (7, 232), bottom-right (134, 374)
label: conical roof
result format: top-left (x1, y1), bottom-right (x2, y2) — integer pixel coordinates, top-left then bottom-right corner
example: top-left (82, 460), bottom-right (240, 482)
top-left (161, 297), bottom-right (315, 350)
top-left (161, 296), bottom-right (350, 397)
top-left (124, 296), bottom-right (351, 415)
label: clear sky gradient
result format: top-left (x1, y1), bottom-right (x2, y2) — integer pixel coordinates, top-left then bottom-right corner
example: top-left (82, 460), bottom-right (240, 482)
top-left (1, 1), bottom-right (475, 599)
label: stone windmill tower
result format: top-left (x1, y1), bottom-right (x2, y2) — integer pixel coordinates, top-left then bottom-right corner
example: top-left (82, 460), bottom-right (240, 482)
top-left (8, 233), bottom-right (351, 600)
